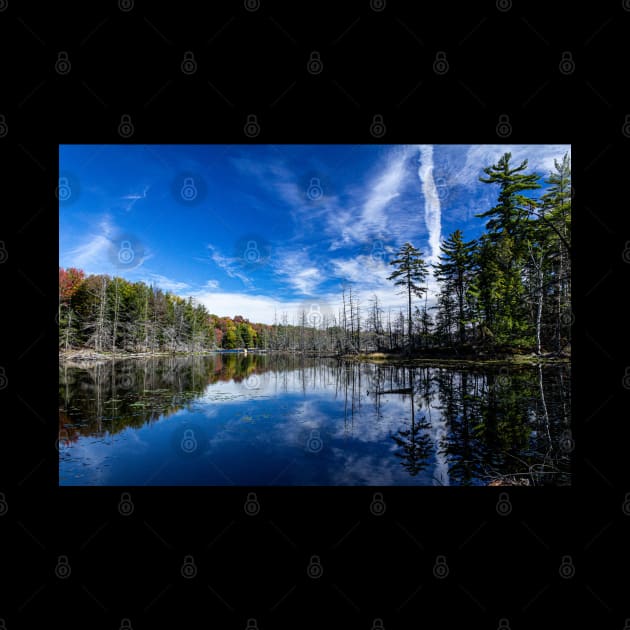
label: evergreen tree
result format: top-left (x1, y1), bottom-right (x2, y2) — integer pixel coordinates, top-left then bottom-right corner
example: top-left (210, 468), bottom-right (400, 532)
top-left (475, 153), bottom-right (541, 345)
top-left (434, 230), bottom-right (477, 344)
top-left (477, 152), bottom-right (542, 236)
top-left (387, 242), bottom-right (429, 347)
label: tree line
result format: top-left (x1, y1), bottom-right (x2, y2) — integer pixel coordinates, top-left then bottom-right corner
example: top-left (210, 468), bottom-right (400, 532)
top-left (59, 269), bottom-right (266, 353)
top-left (60, 151), bottom-right (570, 356)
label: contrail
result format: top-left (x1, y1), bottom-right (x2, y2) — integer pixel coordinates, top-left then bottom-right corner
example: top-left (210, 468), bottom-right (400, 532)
top-left (417, 145), bottom-right (442, 265)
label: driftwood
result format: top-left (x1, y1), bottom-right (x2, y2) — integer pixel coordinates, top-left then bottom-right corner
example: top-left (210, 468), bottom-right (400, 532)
top-left (488, 478), bottom-right (530, 486)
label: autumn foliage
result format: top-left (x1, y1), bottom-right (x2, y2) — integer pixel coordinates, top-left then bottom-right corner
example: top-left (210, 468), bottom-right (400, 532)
top-left (58, 268), bottom-right (269, 352)
top-left (59, 267), bottom-right (85, 303)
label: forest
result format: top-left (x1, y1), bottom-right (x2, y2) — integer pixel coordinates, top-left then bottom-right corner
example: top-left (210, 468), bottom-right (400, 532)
top-left (59, 152), bottom-right (570, 358)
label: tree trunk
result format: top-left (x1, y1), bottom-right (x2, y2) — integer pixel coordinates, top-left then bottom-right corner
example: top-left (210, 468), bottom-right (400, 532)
top-left (536, 261), bottom-right (543, 355)
top-left (407, 268), bottom-right (412, 347)
top-left (112, 278), bottom-right (119, 353)
top-left (555, 250), bottom-right (563, 354)
top-left (458, 279), bottom-right (465, 345)
top-left (96, 276), bottom-right (107, 352)
top-left (65, 308), bottom-right (72, 352)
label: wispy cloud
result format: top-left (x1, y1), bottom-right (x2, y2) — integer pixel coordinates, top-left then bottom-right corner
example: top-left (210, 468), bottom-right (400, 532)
top-left (361, 148), bottom-right (410, 231)
top-left (330, 254), bottom-right (391, 287)
top-left (327, 146), bottom-right (416, 249)
top-left (207, 244), bottom-right (254, 289)
top-left (145, 273), bottom-right (190, 293)
top-left (273, 248), bottom-right (325, 296)
top-left (120, 185), bottom-right (150, 212)
top-left (232, 147), bottom-right (420, 253)
top-left (61, 216), bottom-right (114, 272)
top-left (289, 268), bottom-right (322, 295)
top-left (65, 233), bottom-right (111, 271)
top-left (417, 145), bottom-right (442, 264)
top-left (61, 215), bottom-right (153, 275)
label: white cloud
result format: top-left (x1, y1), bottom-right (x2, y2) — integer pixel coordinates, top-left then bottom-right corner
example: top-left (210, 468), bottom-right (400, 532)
top-left (145, 273), bottom-right (190, 293)
top-left (360, 149), bottom-right (410, 233)
top-left (273, 249), bottom-right (325, 296)
top-left (327, 146), bottom-right (416, 248)
top-left (120, 185), bottom-right (150, 212)
top-left (229, 146), bottom-right (427, 255)
top-left (290, 268), bottom-right (322, 295)
top-left (187, 284), bottom-right (415, 325)
top-left (327, 250), bottom-right (440, 316)
top-left (330, 254), bottom-right (390, 286)
top-left (417, 145), bottom-right (442, 265)
top-left (65, 233), bottom-right (111, 271)
top-left (207, 244), bottom-right (253, 289)
top-left (61, 216), bottom-right (114, 273)
top-left (230, 156), bottom-right (318, 217)
top-left (189, 290), bottom-right (304, 323)
top-left (60, 215), bottom-right (153, 275)
top-left (203, 279), bottom-right (220, 289)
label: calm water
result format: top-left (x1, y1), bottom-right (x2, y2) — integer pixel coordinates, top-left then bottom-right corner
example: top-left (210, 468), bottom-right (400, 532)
top-left (59, 354), bottom-right (571, 486)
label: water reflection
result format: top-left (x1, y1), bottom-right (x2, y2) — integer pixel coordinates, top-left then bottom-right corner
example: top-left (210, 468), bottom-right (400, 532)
top-left (59, 354), bottom-right (571, 486)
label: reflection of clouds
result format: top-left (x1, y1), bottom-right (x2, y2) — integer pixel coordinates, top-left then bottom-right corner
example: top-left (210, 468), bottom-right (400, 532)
top-left (195, 370), bottom-right (334, 403)
top-left (59, 430), bottom-right (143, 485)
top-left (268, 399), bottom-right (329, 448)
top-left (198, 380), bottom-right (259, 401)
top-left (199, 406), bottom-right (219, 419)
top-left (62, 360), bottom-right (466, 485)
top-left (329, 449), bottom-right (397, 485)
top-left (426, 408), bottom-right (449, 486)
top-left (330, 394), bottom-right (408, 442)
top-left (195, 390), bottom-right (428, 485)
top-left (200, 399), bottom-right (319, 454)
top-left (197, 366), bottom-right (449, 486)
top-left (238, 369), bottom-right (337, 398)
top-left (205, 421), bottom-right (243, 450)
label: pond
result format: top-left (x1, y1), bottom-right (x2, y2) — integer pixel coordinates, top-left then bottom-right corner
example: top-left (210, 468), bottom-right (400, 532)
top-left (59, 354), bottom-right (571, 486)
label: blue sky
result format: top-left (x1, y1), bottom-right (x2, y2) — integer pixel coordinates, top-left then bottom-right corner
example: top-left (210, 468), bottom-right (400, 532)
top-left (59, 144), bottom-right (570, 324)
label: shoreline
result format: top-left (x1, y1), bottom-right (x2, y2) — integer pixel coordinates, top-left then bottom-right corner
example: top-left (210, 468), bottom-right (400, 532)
top-left (59, 349), bottom-right (218, 366)
top-left (59, 348), bottom-right (570, 368)
top-left (341, 351), bottom-right (570, 367)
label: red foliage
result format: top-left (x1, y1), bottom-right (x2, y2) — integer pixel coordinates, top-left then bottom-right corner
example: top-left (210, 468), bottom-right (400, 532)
top-left (59, 267), bottom-right (85, 302)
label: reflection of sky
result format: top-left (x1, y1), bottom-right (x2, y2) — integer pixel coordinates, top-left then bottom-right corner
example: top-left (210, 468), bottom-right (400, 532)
top-left (61, 364), bottom-right (451, 486)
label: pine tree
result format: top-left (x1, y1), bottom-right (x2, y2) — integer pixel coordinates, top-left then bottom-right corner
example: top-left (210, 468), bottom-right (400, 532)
top-left (434, 230), bottom-right (477, 344)
top-left (477, 152), bottom-right (542, 236)
top-left (387, 242), bottom-right (429, 347)
top-left (475, 153), bottom-right (541, 345)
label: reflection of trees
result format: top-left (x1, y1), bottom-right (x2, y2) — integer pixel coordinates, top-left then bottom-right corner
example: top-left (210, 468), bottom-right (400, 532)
top-left (389, 369), bottom-right (432, 477)
top-left (59, 354), bottom-right (255, 440)
top-left (435, 370), bottom-right (486, 485)
top-left (60, 354), bottom-right (571, 485)
top-left (58, 354), bottom-right (343, 441)
top-left (436, 366), bottom-right (571, 485)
